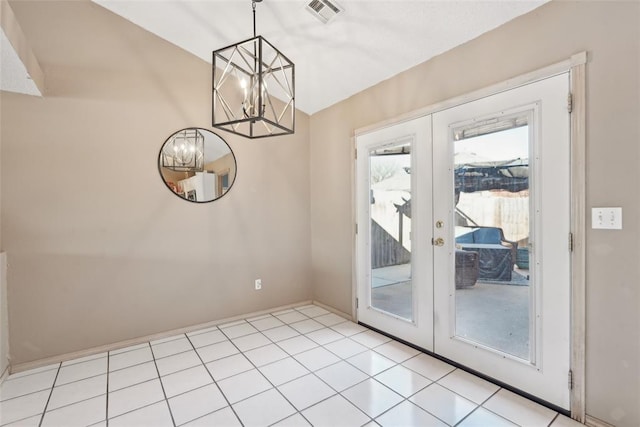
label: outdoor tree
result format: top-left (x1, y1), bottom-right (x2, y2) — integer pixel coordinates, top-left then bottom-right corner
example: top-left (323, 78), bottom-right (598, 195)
top-left (370, 160), bottom-right (399, 183)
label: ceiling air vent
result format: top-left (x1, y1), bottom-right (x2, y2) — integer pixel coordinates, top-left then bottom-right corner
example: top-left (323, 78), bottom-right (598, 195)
top-left (306, 0), bottom-right (344, 24)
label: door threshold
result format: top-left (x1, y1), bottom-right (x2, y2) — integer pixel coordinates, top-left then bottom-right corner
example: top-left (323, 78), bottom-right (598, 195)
top-left (358, 321), bottom-right (571, 418)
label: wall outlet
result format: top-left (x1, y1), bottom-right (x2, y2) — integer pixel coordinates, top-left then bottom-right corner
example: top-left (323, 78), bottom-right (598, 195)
top-left (592, 207), bottom-right (622, 229)
top-left (254, 279), bottom-right (262, 290)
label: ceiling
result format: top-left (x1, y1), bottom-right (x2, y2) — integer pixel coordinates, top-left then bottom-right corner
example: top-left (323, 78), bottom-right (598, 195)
top-left (1, 1), bottom-right (549, 113)
top-left (91, 0), bottom-right (548, 115)
top-left (0, 29), bottom-right (40, 97)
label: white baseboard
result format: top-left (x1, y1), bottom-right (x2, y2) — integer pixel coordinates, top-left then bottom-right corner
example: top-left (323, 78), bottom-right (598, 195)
top-left (11, 299), bottom-right (314, 374)
top-left (312, 300), bottom-right (354, 321)
top-left (585, 415), bottom-right (616, 427)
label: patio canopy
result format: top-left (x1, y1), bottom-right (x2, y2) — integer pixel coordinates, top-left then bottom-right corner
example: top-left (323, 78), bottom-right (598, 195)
top-left (455, 158), bottom-right (529, 194)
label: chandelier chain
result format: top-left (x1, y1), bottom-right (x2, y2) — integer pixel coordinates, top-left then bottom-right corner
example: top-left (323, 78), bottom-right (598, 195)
top-left (252, 0), bottom-right (257, 38)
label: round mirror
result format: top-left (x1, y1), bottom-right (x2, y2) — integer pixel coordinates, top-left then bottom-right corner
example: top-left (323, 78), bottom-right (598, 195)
top-left (158, 128), bottom-right (237, 203)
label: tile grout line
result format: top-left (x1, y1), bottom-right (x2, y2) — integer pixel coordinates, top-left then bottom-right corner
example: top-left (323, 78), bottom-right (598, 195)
top-left (4, 356), bottom-right (113, 401)
top-left (431, 371), bottom-right (487, 426)
top-left (46, 371), bottom-right (106, 390)
top-left (3, 319), bottom-right (406, 426)
top-left (284, 345), bottom-right (371, 422)
top-left (287, 326), bottom-right (429, 423)
top-left (110, 341), bottom-right (204, 376)
top-left (366, 398), bottom-right (409, 425)
top-left (6, 307), bottom-right (550, 427)
top-left (548, 412), bottom-right (561, 426)
top-left (310, 337), bottom-right (464, 425)
top-left (332, 352), bottom-right (413, 424)
top-left (37, 362), bottom-right (61, 427)
top-left (147, 342), bottom-right (177, 427)
top-left (21, 392), bottom-right (109, 420)
top-left (438, 367), bottom-right (506, 426)
top-left (435, 369), bottom-right (490, 416)
top-left (58, 353), bottom-right (107, 369)
top-left (108, 358), bottom-right (155, 375)
top-left (217, 322), bottom-right (305, 425)
top-left (265, 317), bottom-right (392, 424)
top-left (357, 360), bottom-right (445, 425)
top-left (271, 349), bottom-right (357, 426)
top-left (184, 333), bottom-right (245, 427)
top-left (221, 315), bottom-right (351, 426)
top-left (246, 313), bottom-right (287, 330)
top-left (452, 384), bottom-right (510, 426)
top-left (0, 385), bottom-right (57, 404)
top-left (1, 309), bottom-right (324, 389)
top-left (302, 369), bottom-right (371, 425)
top-left (151, 347), bottom-right (194, 362)
top-left (9, 388), bottom-right (165, 427)
top-left (104, 398), bottom-right (170, 424)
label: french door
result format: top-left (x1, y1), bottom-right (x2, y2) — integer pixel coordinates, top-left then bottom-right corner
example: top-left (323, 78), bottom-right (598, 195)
top-left (355, 116), bottom-right (434, 350)
top-left (356, 73), bottom-right (571, 409)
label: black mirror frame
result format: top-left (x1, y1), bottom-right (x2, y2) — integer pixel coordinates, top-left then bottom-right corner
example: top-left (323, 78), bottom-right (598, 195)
top-left (158, 127), bottom-right (237, 204)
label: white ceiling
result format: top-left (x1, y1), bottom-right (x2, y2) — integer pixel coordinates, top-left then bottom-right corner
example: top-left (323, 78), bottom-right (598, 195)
top-left (91, 0), bottom-right (548, 114)
top-left (2, 1), bottom-right (549, 112)
top-left (0, 28), bottom-right (41, 97)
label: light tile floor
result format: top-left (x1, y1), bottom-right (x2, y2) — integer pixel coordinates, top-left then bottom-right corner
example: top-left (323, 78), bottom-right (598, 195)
top-left (0, 304), bottom-right (583, 427)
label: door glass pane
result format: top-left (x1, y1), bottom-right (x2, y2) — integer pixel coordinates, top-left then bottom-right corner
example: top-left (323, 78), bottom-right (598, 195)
top-left (452, 115), bottom-right (532, 360)
top-left (369, 142), bottom-right (412, 320)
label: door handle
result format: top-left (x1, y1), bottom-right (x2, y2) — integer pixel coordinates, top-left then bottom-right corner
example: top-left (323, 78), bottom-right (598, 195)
top-left (433, 237), bottom-right (445, 246)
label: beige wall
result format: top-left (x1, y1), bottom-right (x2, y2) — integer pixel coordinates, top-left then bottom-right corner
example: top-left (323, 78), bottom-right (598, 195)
top-left (1, 1), bottom-right (311, 365)
top-left (310, 1), bottom-right (639, 426)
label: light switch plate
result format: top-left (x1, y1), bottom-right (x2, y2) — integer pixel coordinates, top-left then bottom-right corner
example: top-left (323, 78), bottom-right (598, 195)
top-left (592, 207), bottom-right (622, 229)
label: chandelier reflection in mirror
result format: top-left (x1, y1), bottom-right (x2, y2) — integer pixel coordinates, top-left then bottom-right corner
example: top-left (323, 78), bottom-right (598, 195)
top-left (161, 128), bottom-right (204, 172)
top-left (159, 128), bottom-right (237, 203)
top-left (212, 0), bottom-right (295, 139)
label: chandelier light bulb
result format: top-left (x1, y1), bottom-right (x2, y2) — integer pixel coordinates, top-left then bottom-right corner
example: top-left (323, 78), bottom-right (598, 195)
top-left (161, 128), bottom-right (205, 172)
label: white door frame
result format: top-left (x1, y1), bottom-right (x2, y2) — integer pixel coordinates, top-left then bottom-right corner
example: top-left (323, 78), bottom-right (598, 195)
top-left (352, 52), bottom-right (587, 421)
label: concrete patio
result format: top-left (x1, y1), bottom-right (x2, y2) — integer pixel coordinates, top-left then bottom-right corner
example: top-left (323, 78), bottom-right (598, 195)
top-left (371, 264), bottom-right (530, 360)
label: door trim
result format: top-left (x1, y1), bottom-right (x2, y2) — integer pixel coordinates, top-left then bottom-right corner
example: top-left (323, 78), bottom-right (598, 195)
top-left (352, 52), bottom-right (587, 420)
top-left (569, 52), bottom-right (587, 423)
top-left (354, 54), bottom-right (586, 138)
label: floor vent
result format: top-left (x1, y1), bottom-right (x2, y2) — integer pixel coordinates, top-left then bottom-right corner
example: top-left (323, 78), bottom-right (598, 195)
top-left (306, 0), bottom-right (344, 24)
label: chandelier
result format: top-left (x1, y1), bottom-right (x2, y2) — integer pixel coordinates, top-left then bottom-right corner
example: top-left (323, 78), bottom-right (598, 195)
top-left (160, 128), bottom-right (204, 172)
top-left (212, 0), bottom-right (295, 139)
